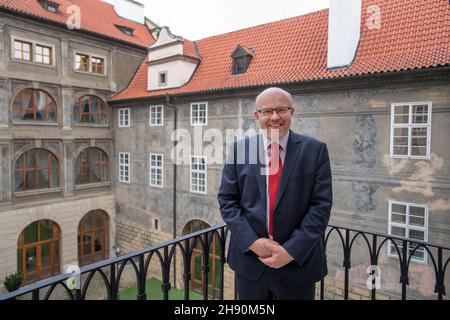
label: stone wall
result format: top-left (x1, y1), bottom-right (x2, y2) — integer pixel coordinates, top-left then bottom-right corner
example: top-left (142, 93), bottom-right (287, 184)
top-left (0, 193), bottom-right (116, 291)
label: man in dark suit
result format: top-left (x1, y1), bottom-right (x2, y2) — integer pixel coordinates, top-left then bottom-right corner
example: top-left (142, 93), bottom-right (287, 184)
top-left (217, 87), bottom-right (332, 300)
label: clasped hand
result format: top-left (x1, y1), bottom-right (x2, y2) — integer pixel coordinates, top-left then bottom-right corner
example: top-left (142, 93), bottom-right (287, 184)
top-left (248, 238), bottom-right (294, 269)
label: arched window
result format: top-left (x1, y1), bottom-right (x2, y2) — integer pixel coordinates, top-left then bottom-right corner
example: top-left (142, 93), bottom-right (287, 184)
top-left (73, 95), bottom-right (107, 124)
top-left (75, 148), bottom-right (109, 185)
top-left (12, 89), bottom-right (57, 122)
top-left (17, 220), bottom-right (61, 285)
top-left (14, 149), bottom-right (59, 192)
top-left (78, 210), bottom-right (109, 267)
top-left (182, 220), bottom-right (222, 300)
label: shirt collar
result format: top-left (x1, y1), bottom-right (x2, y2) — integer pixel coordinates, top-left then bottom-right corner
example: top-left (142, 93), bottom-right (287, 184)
top-left (262, 130), bottom-right (290, 151)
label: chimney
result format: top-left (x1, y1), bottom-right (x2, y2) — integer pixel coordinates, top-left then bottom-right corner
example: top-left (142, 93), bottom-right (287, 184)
top-left (113, 0), bottom-right (145, 24)
top-left (327, 0), bottom-right (362, 69)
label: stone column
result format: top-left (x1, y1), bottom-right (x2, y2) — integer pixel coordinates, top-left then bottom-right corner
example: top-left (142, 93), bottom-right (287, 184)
top-left (109, 47), bottom-right (117, 93)
top-left (0, 23), bottom-right (8, 127)
top-left (0, 142), bottom-right (11, 202)
top-left (63, 139), bottom-right (73, 197)
top-left (0, 78), bottom-right (9, 128)
top-left (61, 86), bottom-right (72, 130)
top-left (60, 38), bottom-right (70, 79)
top-left (0, 23), bottom-right (6, 70)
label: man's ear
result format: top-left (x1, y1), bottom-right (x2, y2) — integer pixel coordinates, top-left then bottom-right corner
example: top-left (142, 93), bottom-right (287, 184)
top-left (253, 110), bottom-right (260, 120)
top-left (290, 107), bottom-right (295, 116)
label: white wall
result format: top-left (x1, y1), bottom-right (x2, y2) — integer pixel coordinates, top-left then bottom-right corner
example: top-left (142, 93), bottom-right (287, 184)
top-left (327, 0), bottom-right (362, 69)
top-left (148, 59), bottom-right (198, 90)
top-left (150, 27), bottom-right (180, 47)
top-left (148, 43), bottom-right (183, 61)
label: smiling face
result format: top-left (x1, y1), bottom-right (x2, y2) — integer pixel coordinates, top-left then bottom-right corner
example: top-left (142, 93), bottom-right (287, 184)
top-left (254, 88), bottom-right (295, 139)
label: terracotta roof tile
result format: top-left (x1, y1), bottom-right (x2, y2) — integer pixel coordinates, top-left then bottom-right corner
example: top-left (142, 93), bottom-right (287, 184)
top-left (112, 0), bottom-right (450, 101)
top-left (0, 0), bottom-right (154, 48)
top-left (183, 40), bottom-right (200, 59)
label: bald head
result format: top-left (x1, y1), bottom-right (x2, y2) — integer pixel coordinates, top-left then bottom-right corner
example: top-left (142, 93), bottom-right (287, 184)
top-left (255, 87), bottom-right (294, 109)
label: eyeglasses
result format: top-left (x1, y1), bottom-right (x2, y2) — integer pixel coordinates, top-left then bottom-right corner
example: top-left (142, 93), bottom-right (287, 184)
top-left (257, 107), bottom-right (292, 117)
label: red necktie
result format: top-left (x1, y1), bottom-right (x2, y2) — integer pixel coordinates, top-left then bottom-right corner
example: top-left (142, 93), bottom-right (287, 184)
top-left (268, 143), bottom-right (282, 237)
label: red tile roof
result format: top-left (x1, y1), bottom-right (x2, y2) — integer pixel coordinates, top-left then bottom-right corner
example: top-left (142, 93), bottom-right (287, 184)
top-left (113, 0), bottom-right (449, 101)
top-left (183, 40), bottom-right (200, 60)
top-left (0, 0), bottom-right (154, 48)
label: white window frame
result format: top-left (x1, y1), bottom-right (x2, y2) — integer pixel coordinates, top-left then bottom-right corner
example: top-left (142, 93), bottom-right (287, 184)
top-left (11, 36), bottom-right (56, 67)
top-left (34, 43), bottom-right (52, 65)
top-left (90, 56), bottom-right (105, 75)
top-left (149, 153), bottom-right (164, 188)
top-left (119, 152), bottom-right (130, 184)
top-left (190, 102), bottom-right (208, 126)
top-left (388, 200), bottom-right (429, 264)
top-left (73, 51), bottom-right (107, 76)
top-left (149, 105), bottom-right (164, 126)
top-left (118, 108), bottom-right (131, 128)
top-left (190, 156), bottom-right (207, 195)
top-left (390, 102), bottom-right (432, 160)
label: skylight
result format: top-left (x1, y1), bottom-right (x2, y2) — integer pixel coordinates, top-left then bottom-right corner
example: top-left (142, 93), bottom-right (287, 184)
top-left (116, 25), bottom-right (134, 36)
top-left (38, 0), bottom-right (59, 13)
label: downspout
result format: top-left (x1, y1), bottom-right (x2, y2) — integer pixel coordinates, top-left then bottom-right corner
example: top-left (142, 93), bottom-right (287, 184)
top-left (165, 94), bottom-right (177, 288)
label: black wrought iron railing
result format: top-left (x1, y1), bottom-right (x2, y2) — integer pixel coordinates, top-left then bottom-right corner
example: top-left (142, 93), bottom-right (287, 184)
top-left (323, 224), bottom-right (449, 300)
top-left (0, 224), bottom-right (448, 301)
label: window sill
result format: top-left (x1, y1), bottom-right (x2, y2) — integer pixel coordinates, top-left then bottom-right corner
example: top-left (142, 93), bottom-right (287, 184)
top-left (11, 58), bottom-right (56, 69)
top-left (189, 190), bottom-right (207, 195)
top-left (387, 252), bottom-right (427, 265)
top-left (14, 187), bottom-right (61, 197)
top-left (390, 155), bottom-right (431, 160)
top-left (73, 69), bottom-right (107, 78)
top-left (75, 182), bottom-right (111, 190)
top-left (12, 121), bottom-right (59, 126)
top-left (73, 123), bottom-right (110, 128)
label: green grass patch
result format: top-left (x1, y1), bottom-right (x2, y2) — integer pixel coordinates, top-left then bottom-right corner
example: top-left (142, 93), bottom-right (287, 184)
top-left (118, 278), bottom-right (203, 300)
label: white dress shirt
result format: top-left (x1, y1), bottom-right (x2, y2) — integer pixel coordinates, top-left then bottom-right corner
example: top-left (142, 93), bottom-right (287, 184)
top-left (262, 131), bottom-right (290, 235)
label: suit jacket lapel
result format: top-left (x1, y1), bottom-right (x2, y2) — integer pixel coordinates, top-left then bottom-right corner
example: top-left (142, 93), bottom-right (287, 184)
top-left (275, 131), bottom-right (302, 210)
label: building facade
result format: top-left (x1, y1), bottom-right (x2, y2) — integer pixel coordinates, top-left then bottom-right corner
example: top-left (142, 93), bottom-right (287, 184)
top-left (110, 0), bottom-right (450, 299)
top-left (0, 0), bottom-right (153, 288)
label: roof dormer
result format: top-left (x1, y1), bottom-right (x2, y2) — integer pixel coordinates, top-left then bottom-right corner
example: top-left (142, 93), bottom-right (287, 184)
top-left (231, 45), bottom-right (254, 75)
top-left (115, 24), bottom-right (134, 36)
top-left (147, 27), bottom-right (200, 91)
top-left (38, 0), bottom-right (59, 13)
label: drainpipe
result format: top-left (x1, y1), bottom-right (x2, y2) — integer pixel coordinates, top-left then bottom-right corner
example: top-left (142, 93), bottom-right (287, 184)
top-left (165, 94), bottom-right (177, 288)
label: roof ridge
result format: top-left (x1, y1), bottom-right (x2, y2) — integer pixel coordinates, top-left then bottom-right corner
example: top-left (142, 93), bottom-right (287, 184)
top-left (196, 8), bottom-right (328, 42)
